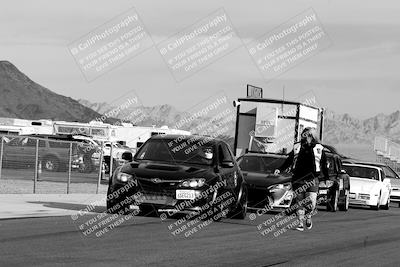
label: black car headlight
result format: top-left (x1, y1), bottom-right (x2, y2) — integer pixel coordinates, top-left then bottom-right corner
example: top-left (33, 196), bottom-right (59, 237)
top-left (180, 178), bottom-right (206, 188)
top-left (116, 172), bottom-right (133, 183)
top-left (268, 183), bottom-right (292, 192)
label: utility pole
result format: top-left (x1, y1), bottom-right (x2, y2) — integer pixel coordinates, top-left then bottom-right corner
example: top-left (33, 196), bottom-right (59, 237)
top-left (281, 85), bottom-right (285, 114)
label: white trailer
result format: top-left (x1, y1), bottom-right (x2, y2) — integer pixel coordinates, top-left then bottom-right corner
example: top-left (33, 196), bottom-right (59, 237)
top-left (113, 124), bottom-right (190, 151)
top-left (233, 86), bottom-right (324, 156)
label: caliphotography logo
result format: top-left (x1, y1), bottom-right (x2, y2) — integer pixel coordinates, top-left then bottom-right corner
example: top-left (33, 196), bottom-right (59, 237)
top-left (157, 8), bottom-right (242, 82)
top-left (246, 8), bottom-right (332, 83)
top-left (68, 7), bottom-right (154, 81)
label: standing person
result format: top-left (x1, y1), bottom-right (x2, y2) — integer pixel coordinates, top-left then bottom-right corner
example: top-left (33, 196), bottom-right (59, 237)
top-left (274, 127), bottom-right (328, 231)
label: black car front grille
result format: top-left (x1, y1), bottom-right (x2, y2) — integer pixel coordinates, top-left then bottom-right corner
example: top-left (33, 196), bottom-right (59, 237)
top-left (136, 177), bottom-right (178, 197)
top-left (140, 190), bottom-right (175, 198)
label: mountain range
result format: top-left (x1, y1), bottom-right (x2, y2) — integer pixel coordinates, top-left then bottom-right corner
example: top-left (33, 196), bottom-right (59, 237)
top-left (79, 98), bottom-right (400, 146)
top-left (0, 60), bottom-right (103, 122)
top-left (0, 60), bottom-right (399, 149)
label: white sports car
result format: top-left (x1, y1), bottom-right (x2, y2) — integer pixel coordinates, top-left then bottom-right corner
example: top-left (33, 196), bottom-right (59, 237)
top-left (342, 163), bottom-right (391, 210)
top-left (379, 164), bottom-right (400, 207)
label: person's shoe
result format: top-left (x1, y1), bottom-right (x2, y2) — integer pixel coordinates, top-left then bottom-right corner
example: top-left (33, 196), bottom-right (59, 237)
top-left (296, 222), bottom-right (304, 232)
top-left (306, 217), bottom-right (313, 230)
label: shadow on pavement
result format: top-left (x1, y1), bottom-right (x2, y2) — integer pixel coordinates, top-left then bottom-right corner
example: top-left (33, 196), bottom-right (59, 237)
top-left (28, 201), bottom-right (106, 213)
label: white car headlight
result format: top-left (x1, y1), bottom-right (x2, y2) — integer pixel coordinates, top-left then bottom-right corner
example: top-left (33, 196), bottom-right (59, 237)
top-left (180, 178), bottom-right (206, 188)
top-left (325, 180), bottom-right (334, 187)
top-left (268, 183), bottom-right (292, 192)
top-left (359, 193), bottom-right (370, 200)
top-left (116, 172), bottom-right (133, 183)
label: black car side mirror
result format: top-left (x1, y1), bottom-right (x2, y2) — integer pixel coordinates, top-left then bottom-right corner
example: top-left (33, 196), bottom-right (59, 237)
top-left (221, 161), bottom-right (234, 168)
top-left (121, 152), bottom-right (133, 162)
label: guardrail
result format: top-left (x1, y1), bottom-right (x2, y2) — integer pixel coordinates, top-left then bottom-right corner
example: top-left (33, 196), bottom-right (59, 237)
top-left (0, 135), bottom-right (123, 194)
top-left (374, 136), bottom-right (400, 173)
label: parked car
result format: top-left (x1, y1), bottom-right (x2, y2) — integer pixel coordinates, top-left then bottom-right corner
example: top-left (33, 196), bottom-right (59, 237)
top-left (107, 134), bottom-right (248, 220)
top-left (237, 152), bottom-right (294, 210)
top-left (343, 159), bottom-right (400, 207)
top-left (2, 135), bottom-right (71, 172)
top-left (70, 135), bottom-right (102, 173)
top-left (71, 136), bottom-right (134, 174)
top-left (317, 146), bottom-right (350, 212)
top-left (102, 142), bottom-right (134, 174)
top-left (342, 163), bottom-right (391, 210)
top-left (238, 145), bottom-right (350, 213)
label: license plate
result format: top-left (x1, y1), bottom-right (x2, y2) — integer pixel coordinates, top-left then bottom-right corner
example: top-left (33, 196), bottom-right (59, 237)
top-left (137, 194), bottom-right (174, 205)
top-left (319, 189), bottom-right (328, 195)
top-left (176, 190), bottom-right (195, 200)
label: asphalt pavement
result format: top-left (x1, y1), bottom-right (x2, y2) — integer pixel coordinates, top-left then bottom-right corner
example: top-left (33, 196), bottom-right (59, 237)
top-left (1, 196), bottom-right (400, 267)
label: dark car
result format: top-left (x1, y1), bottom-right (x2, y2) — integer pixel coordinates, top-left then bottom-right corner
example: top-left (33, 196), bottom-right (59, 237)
top-left (2, 135), bottom-right (72, 172)
top-left (2, 134), bottom-right (99, 172)
top-left (237, 152), bottom-right (294, 210)
top-left (317, 146), bottom-right (350, 212)
top-left (106, 134), bottom-right (248, 220)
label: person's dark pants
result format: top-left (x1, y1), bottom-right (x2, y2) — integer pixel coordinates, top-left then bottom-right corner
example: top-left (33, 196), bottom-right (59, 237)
top-left (293, 176), bottom-right (319, 222)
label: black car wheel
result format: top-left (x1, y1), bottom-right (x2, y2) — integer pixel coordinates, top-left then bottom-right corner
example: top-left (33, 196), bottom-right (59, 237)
top-left (106, 199), bottom-right (116, 212)
top-left (43, 156), bottom-right (59, 172)
top-left (381, 197), bottom-right (390, 210)
top-left (327, 188), bottom-right (339, 212)
top-left (138, 205), bottom-right (158, 217)
top-left (338, 189), bottom-right (349, 211)
top-left (106, 188), bottom-right (126, 214)
top-left (106, 198), bottom-right (122, 214)
top-left (228, 187), bottom-right (248, 220)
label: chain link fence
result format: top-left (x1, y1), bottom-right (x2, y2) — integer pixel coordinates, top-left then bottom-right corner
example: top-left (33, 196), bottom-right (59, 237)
top-left (0, 135), bottom-right (127, 194)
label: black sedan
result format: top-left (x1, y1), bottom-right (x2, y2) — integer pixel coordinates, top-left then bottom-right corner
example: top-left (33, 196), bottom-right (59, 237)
top-left (106, 134), bottom-right (248, 220)
top-left (237, 152), bottom-right (294, 210)
top-left (317, 146), bottom-right (350, 212)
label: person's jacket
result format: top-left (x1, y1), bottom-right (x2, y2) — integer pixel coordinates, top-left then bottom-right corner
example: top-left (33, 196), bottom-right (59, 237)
top-left (279, 141), bottom-right (329, 182)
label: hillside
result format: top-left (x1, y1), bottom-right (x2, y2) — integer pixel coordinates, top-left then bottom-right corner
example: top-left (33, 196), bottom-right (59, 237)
top-left (324, 110), bottom-right (400, 145)
top-left (1, 60), bottom-right (398, 159)
top-left (78, 99), bottom-right (236, 134)
top-left (0, 61), bottom-right (102, 122)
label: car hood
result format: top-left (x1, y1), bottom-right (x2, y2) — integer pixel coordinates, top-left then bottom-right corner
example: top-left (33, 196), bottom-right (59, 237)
top-left (242, 171), bottom-right (291, 188)
top-left (350, 177), bottom-right (379, 193)
top-left (389, 178), bottom-right (400, 189)
top-left (120, 161), bottom-right (214, 180)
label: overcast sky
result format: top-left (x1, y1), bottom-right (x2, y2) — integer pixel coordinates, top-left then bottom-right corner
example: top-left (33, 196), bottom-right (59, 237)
top-left (1, 0), bottom-right (399, 119)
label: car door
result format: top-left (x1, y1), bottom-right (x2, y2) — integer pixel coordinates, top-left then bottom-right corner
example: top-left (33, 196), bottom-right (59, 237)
top-left (380, 169), bottom-right (391, 204)
top-left (326, 154), bottom-right (337, 184)
top-left (336, 157), bottom-right (350, 192)
top-left (382, 166), bottom-right (400, 193)
top-left (2, 137), bottom-right (22, 165)
top-left (217, 143), bottom-right (238, 190)
top-left (20, 137), bottom-right (38, 166)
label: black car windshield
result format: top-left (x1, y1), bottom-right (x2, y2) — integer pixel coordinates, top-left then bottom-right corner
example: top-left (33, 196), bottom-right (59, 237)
top-left (239, 156), bottom-right (287, 174)
top-left (343, 165), bottom-right (380, 180)
top-left (135, 139), bottom-right (214, 165)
